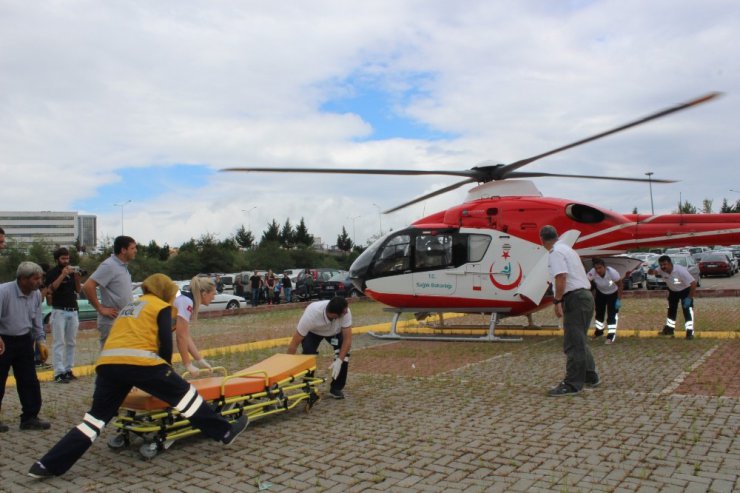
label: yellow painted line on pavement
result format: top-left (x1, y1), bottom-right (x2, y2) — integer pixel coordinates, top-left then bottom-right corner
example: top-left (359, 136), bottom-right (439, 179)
top-left (10, 317), bottom-right (737, 387)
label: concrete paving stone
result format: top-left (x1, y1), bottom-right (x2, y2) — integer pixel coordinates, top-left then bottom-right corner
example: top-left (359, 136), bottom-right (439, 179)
top-left (683, 483), bottom-right (712, 493)
top-left (708, 479), bottom-right (734, 493)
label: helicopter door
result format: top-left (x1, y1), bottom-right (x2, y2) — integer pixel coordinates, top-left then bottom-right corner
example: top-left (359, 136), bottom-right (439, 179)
top-left (412, 233), bottom-right (456, 296)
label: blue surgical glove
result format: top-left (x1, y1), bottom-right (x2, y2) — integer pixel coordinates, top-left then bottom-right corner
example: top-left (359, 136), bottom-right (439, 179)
top-left (682, 297), bottom-right (693, 309)
top-left (614, 299), bottom-right (621, 311)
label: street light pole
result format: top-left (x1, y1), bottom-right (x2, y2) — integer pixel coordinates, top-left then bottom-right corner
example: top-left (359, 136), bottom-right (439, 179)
top-left (113, 200), bottom-right (132, 235)
top-left (645, 172), bottom-right (655, 215)
top-left (371, 203), bottom-right (382, 237)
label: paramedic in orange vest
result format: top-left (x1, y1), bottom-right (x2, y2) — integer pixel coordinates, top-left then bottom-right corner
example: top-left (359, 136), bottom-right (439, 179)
top-left (28, 274), bottom-right (247, 479)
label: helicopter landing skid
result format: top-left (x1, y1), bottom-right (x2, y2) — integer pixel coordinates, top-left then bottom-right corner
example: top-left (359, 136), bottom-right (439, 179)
top-left (370, 308), bottom-right (522, 342)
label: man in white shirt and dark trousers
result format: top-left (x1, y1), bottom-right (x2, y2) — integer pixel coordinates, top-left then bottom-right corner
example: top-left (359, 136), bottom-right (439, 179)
top-left (648, 255), bottom-right (697, 339)
top-left (540, 226), bottom-right (600, 397)
top-left (586, 258), bottom-right (622, 344)
top-left (287, 297), bottom-right (352, 399)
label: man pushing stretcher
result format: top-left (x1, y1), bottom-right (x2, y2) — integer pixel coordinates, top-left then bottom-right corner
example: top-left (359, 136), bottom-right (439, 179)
top-left (28, 274), bottom-right (248, 479)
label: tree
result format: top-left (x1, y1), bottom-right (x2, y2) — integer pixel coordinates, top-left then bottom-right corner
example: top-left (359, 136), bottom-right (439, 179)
top-left (234, 225), bottom-right (255, 249)
top-left (632, 207), bottom-right (638, 214)
top-left (336, 226), bottom-right (353, 252)
top-left (701, 199), bottom-right (713, 214)
top-left (720, 198), bottom-right (733, 213)
top-left (675, 200), bottom-right (697, 214)
top-left (294, 217), bottom-right (313, 247)
top-left (260, 220), bottom-right (281, 245)
top-left (27, 240), bottom-right (52, 269)
top-left (279, 219), bottom-right (295, 249)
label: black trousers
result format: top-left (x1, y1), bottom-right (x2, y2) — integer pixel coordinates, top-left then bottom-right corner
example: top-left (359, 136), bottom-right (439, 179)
top-left (594, 290), bottom-right (619, 328)
top-left (562, 289), bottom-right (598, 390)
top-left (301, 331), bottom-right (349, 392)
top-left (38, 363), bottom-right (231, 476)
top-left (0, 333), bottom-right (42, 422)
top-left (666, 287), bottom-right (694, 330)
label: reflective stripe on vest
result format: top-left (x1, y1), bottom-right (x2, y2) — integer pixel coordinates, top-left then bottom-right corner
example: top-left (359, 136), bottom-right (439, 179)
top-left (99, 348), bottom-right (161, 360)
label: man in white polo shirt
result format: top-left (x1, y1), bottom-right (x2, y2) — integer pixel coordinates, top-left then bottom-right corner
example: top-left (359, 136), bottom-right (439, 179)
top-left (287, 297), bottom-right (352, 399)
top-left (586, 258), bottom-right (623, 344)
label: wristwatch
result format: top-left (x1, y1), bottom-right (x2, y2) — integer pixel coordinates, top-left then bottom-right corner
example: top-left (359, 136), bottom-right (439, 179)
top-left (553, 298), bottom-right (562, 305)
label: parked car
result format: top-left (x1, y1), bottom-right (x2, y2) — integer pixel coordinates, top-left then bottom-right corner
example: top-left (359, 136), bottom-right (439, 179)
top-left (687, 246), bottom-right (711, 263)
top-left (698, 253), bottom-right (735, 277)
top-left (711, 250), bottom-right (739, 274)
top-left (622, 268), bottom-right (646, 290)
top-left (316, 272), bottom-right (363, 299)
top-left (133, 283), bottom-right (246, 311)
top-left (646, 254), bottom-right (701, 289)
top-left (625, 252), bottom-right (660, 274)
top-left (293, 268), bottom-right (345, 301)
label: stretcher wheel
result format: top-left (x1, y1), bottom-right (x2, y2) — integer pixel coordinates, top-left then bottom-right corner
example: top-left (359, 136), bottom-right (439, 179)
top-left (107, 434), bottom-right (128, 450)
top-left (139, 442), bottom-right (159, 460)
top-left (305, 392), bottom-right (320, 413)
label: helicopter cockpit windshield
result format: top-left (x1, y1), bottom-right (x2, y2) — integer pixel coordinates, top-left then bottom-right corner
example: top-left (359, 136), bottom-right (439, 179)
top-left (349, 228), bottom-right (493, 291)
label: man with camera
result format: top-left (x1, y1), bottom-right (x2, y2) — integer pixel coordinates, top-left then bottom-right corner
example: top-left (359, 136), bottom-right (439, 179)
top-left (45, 247), bottom-right (83, 383)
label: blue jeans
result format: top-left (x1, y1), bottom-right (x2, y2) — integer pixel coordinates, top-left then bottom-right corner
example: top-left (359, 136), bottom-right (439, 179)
top-left (251, 288), bottom-right (260, 307)
top-left (283, 287), bottom-right (292, 303)
top-left (51, 309), bottom-right (79, 376)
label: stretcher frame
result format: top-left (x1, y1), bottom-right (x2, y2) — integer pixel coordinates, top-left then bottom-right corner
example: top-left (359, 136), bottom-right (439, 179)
top-left (107, 354), bottom-right (324, 459)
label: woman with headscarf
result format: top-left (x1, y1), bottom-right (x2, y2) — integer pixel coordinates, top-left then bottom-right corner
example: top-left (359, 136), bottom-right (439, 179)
top-left (28, 274), bottom-right (247, 479)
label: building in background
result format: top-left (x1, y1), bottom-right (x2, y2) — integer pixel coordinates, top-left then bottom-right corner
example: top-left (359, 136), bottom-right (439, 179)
top-left (0, 211), bottom-right (97, 251)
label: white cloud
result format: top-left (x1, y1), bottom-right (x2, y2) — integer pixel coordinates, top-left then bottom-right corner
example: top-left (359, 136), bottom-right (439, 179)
top-left (1, 0), bottom-right (738, 247)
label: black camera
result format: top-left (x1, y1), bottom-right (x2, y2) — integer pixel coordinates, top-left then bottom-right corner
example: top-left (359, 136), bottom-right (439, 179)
top-left (69, 266), bottom-right (88, 276)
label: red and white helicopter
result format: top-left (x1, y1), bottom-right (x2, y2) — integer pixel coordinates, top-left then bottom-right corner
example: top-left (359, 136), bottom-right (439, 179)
top-left (225, 93), bottom-right (740, 337)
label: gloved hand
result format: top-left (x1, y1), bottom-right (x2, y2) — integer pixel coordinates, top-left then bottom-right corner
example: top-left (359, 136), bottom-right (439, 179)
top-left (614, 299), bottom-right (621, 311)
top-left (185, 362), bottom-right (199, 377)
top-left (37, 342), bottom-right (49, 363)
top-left (329, 358), bottom-right (343, 380)
top-left (194, 358), bottom-right (212, 370)
top-left (682, 297), bottom-right (693, 309)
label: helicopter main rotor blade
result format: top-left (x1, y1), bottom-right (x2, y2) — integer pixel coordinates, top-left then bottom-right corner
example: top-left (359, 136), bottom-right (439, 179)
top-left (383, 178), bottom-right (477, 213)
top-left (506, 171), bottom-right (676, 183)
top-left (498, 92), bottom-right (722, 178)
top-left (221, 167), bottom-right (478, 179)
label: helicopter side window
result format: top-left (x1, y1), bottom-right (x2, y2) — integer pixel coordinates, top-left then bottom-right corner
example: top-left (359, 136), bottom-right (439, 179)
top-left (565, 203), bottom-right (605, 224)
top-left (467, 234), bottom-right (491, 263)
top-left (415, 235), bottom-right (452, 269)
top-left (372, 234), bottom-right (411, 276)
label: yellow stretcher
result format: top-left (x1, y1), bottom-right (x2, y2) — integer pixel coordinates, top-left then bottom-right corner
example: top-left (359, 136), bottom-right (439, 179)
top-left (107, 354), bottom-right (324, 459)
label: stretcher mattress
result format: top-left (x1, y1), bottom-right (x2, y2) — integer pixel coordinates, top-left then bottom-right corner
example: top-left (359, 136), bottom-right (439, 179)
top-left (121, 354), bottom-right (317, 411)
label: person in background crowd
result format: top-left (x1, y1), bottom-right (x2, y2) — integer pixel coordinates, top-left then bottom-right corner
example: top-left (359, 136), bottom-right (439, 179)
top-left (282, 272), bottom-right (292, 303)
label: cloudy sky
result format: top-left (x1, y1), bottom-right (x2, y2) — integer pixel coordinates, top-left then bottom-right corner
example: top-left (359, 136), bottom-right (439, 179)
top-left (1, 1), bottom-right (738, 248)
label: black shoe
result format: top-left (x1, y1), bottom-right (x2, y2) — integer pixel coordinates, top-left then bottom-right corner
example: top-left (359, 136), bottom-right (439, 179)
top-left (222, 415), bottom-right (248, 447)
top-left (54, 374), bottom-right (69, 384)
top-left (593, 329), bottom-right (604, 338)
top-left (329, 389), bottom-right (345, 400)
top-left (686, 330), bottom-right (695, 340)
top-left (20, 417), bottom-right (51, 431)
top-left (35, 362), bottom-right (52, 370)
top-left (64, 371), bottom-right (77, 381)
top-left (605, 333), bottom-right (615, 345)
top-left (658, 326), bottom-right (675, 336)
top-left (28, 462), bottom-right (54, 479)
top-left (585, 377), bottom-right (601, 389)
top-left (0, 421), bottom-right (8, 433)
top-left (547, 382), bottom-right (580, 397)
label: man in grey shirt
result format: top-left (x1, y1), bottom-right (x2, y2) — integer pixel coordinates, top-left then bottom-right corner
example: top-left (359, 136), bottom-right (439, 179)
top-left (0, 261), bottom-right (52, 432)
top-left (82, 236), bottom-right (137, 346)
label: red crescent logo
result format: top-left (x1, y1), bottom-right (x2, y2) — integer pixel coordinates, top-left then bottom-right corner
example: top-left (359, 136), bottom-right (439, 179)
top-left (489, 262), bottom-right (523, 290)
